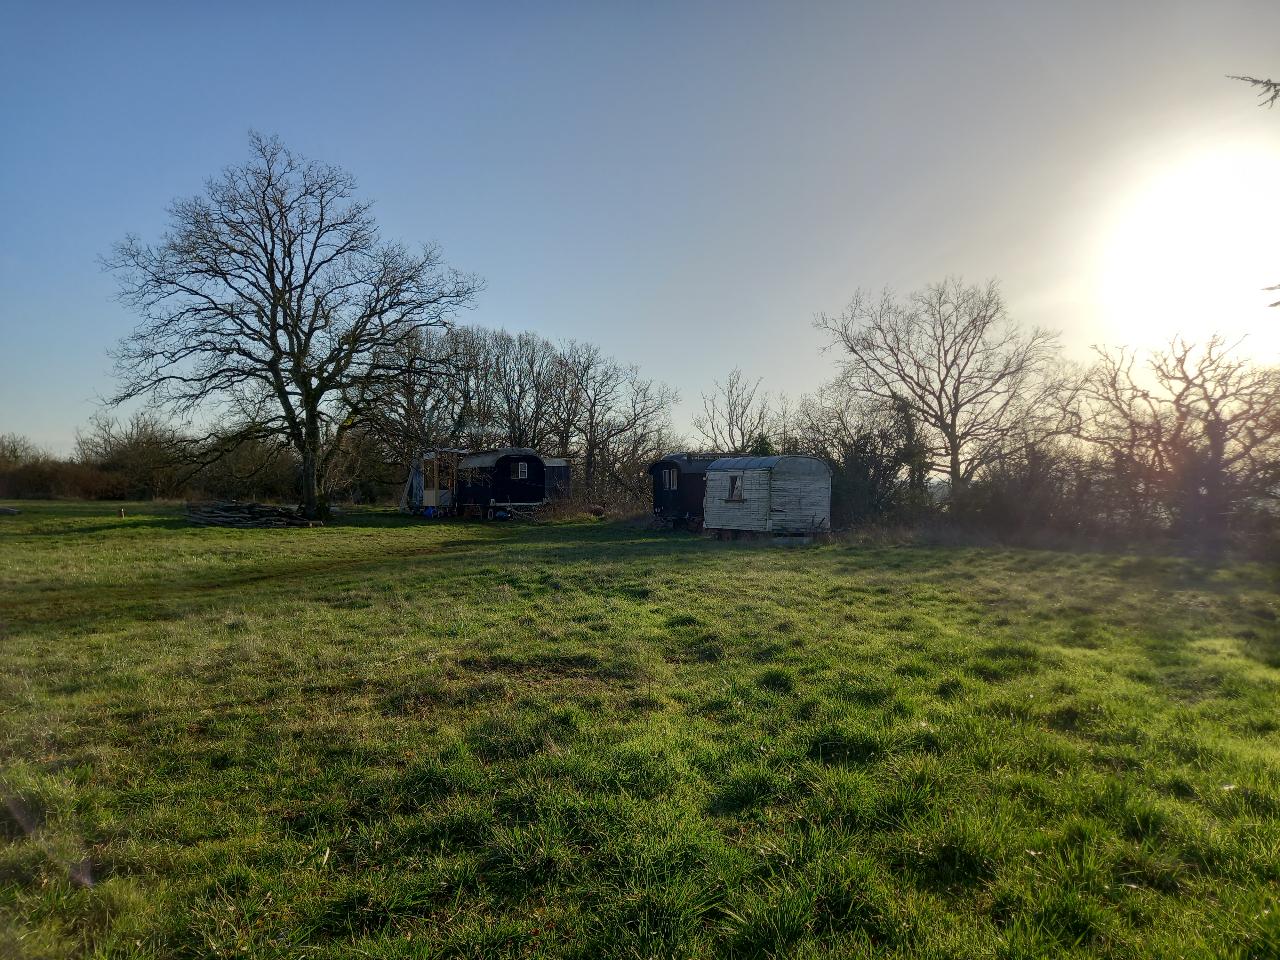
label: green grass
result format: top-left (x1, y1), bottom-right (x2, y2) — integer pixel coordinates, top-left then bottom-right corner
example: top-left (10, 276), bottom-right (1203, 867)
top-left (2, 501), bottom-right (1279, 959)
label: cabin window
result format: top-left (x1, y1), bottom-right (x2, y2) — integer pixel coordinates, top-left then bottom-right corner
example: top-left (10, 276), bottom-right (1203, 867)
top-left (663, 468), bottom-right (678, 491)
top-left (727, 474), bottom-right (744, 501)
top-left (511, 461), bottom-right (528, 480)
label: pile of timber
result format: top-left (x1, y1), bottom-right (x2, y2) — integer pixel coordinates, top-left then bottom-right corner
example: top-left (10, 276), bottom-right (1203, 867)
top-left (185, 501), bottom-right (322, 528)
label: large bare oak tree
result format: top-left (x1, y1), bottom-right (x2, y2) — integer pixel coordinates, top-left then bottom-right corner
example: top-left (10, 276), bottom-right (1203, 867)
top-left (107, 132), bottom-right (480, 518)
top-left (817, 278), bottom-right (1075, 498)
top-left (1078, 337), bottom-right (1280, 540)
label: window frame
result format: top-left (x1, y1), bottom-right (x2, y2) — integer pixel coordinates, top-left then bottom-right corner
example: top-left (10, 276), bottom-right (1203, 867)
top-left (726, 474), bottom-right (744, 502)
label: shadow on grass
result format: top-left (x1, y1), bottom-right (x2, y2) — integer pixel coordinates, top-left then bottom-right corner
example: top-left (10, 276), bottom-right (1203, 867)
top-left (25, 516), bottom-right (192, 537)
top-left (9, 515), bottom-right (1279, 673)
top-left (0, 521), bottom-right (689, 632)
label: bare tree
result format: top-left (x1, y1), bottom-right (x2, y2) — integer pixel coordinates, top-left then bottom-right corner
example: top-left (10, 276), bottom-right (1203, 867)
top-left (694, 368), bottom-right (772, 453)
top-left (565, 345), bottom-right (674, 498)
top-left (546, 340), bottom-right (591, 460)
top-left (603, 371), bottom-right (677, 501)
top-left (106, 132), bottom-right (481, 518)
top-left (790, 384), bottom-right (930, 524)
top-left (363, 324), bottom-right (677, 507)
top-left (768, 393), bottom-right (800, 455)
top-left (1078, 337), bottom-right (1280, 541)
top-left (817, 278), bottom-right (1075, 498)
top-left (0, 434), bottom-right (41, 468)
top-left (75, 411), bottom-right (188, 499)
top-left (362, 327), bottom-right (461, 470)
top-left (445, 327), bottom-right (504, 450)
top-left (490, 330), bottom-right (558, 450)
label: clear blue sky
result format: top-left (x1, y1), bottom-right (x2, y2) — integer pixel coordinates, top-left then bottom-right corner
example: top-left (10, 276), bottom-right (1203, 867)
top-left (3, 1), bottom-right (1279, 452)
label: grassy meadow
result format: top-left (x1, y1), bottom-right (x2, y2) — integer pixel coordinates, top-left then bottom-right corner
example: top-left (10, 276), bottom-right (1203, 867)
top-left (1, 501), bottom-right (1279, 959)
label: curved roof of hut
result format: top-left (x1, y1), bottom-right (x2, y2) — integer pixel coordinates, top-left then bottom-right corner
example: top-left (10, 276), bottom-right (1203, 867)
top-left (460, 447), bottom-right (545, 468)
top-left (708, 455), bottom-right (831, 473)
top-left (650, 452), bottom-right (722, 472)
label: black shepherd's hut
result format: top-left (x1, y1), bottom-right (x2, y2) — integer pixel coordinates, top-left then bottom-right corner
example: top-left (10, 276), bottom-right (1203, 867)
top-left (649, 453), bottom-right (719, 527)
top-left (543, 457), bottom-right (572, 500)
top-left (456, 448), bottom-right (569, 518)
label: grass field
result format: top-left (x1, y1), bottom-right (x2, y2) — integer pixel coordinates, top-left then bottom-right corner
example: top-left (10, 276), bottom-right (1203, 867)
top-left (2, 501), bottom-right (1279, 959)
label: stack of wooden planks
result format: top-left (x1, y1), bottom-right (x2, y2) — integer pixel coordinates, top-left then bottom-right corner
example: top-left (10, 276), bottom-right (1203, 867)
top-left (185, 501), bottom-right (322, 528)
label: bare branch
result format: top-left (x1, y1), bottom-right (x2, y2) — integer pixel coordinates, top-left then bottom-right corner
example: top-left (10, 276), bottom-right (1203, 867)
top-left (1230, 74), bottom-right (1280, 108)
top-left (105, 132), bottom-right (482, 517)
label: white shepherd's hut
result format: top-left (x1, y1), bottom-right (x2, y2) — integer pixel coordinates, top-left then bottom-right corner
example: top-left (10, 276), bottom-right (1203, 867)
top-left (703, 455), bottom-right (831, 535)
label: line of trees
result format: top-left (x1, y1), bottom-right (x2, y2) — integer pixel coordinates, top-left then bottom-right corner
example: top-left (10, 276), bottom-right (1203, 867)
top-left (0, 323), bottom-right (678, 509)
top-left (689, 278), bottom-right (1280, 552)
top-left (6, 276), bottom-right (1277, 552)
top-left (5, 133), bottom-right (1277, 553)
top-left (364, 326), bottom-right (677, 504)
top-left (94, 133), bottom-right (678, 516)
top-left (0, 415), bottom-right (300, 503)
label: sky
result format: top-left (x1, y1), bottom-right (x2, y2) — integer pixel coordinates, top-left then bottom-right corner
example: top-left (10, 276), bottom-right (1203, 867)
top-left (2, 0), bottom-right (1279, 453)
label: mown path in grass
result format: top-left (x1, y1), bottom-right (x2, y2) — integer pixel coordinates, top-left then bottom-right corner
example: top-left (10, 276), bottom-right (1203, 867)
top-left (1, 501), bottom-right (1278, 959)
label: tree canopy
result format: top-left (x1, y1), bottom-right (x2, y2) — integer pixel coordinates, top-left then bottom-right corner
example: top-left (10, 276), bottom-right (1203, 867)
top-left (107, 132), bottom-right (481, 516)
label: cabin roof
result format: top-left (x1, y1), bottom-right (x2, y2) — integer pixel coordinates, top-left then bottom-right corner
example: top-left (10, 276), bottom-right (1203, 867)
top-left (460, 447), bottom-right (545, 469)
top-left (651, 452), bottom-right (721, 472)
top-left (708, 455), bottom-right (829, 472)
top-left (421, 448), bottom-right (470, 460)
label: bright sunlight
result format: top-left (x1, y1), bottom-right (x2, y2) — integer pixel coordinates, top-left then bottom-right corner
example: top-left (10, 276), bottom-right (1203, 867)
top-left (1095, 141), bottom-right (1280, 356)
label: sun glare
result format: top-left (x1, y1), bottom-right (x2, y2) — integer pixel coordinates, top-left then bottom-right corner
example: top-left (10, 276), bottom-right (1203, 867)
top-left (1095, 143), bottom-right (1280, 358)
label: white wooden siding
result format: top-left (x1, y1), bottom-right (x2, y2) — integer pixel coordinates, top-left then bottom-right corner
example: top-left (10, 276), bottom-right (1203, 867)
top-left (769, 461), bottom-right (831, 532)
top-left (704, 458), bottom-right (831, 533)
top-left (704, 469), bottom-right (772, 531)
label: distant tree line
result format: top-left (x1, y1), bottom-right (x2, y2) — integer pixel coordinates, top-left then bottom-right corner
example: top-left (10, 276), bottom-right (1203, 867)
top-left (87, 133), bottom-right (680, 517)
top-left (691, 279), bottom-right (1280, 554)
top-left (0, 323), bottom-right (678, 509)
top-left (6, 277), bottom-right (1278, 553)
top-left (363, 326), bottom-right (677, 505)
top-left (5, 132), bottom-right (1278, 554)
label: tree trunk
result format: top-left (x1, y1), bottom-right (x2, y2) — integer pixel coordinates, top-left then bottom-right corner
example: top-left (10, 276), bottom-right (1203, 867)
top-left (948, 443), bottom-right (965, 506)
top-left (300, 448), bottom-right (322, 520)
top-left (1200, 424), bottom-right (1229, 553)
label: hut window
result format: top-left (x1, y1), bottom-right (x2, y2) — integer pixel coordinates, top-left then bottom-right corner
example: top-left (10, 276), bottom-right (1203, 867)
top-left (727, 475), bottom-right (744, 501)
top-left (511, 462), bottom-right (528, 480)
top-left (663, 468), bottom-right (678, 491)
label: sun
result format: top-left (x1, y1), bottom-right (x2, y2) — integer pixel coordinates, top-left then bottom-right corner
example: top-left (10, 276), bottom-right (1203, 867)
top-left (1095, 142), bottom-right (1280, 357)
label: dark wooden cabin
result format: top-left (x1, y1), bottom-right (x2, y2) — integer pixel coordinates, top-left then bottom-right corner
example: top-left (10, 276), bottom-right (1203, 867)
top-left (543, 457), bottom-right (572, 500)
top-left (648, 453), bottom-right (719, 527)
top-left (456, 448), bottom-right (569, 518)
